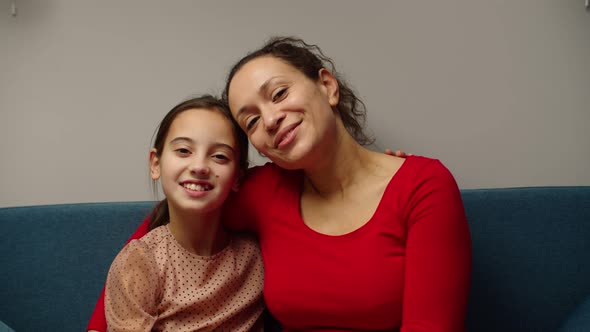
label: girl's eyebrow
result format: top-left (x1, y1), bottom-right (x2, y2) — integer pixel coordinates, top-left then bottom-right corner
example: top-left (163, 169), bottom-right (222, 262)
top-left (169, 137), bottom-right (236, 154)
top-left (169, 137), bottom-right (193, 145)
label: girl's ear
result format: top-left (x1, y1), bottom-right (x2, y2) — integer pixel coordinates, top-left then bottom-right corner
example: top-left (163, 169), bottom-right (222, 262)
top-left (232, 180), bottom-right (240, 192)
top-left (318, 68), bottom-right (339, 107)
top-left (149, 148), bottom-right (161, 180)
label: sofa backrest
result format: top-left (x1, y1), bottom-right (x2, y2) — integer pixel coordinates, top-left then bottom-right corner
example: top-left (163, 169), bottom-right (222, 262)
top-left (0, 187), bottom-right (589, 332)
top-left (462, 186), bottom-right (590, 332)
top-left (0, 202), bottom-right (155, 332)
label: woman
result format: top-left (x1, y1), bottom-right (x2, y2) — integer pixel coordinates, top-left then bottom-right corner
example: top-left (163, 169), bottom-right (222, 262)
top-left (89, 36), bottom-right (471, 332)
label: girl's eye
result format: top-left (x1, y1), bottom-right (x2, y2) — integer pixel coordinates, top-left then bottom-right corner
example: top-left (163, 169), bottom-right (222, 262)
top-left (175, 148), bottom-right (191, 155)
top-left (213, 154), bottom-right (229, 162)
top-left (246, 116), bottom-right (259, 131)
top-left (272, 88), bottom-right (287, 102)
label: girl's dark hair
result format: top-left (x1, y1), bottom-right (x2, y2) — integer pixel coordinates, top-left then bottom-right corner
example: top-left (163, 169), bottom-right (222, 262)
top-left (148, 95), bottom-right (249, 231)
top-left (222, 36), bottom-right (374, 145)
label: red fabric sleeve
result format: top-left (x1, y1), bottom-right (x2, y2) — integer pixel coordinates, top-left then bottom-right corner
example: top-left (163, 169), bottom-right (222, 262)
top-left (401, 160), bottom-right (472, 332)
top-left (86, 217), bottom-right (150, 332)
top-left (222, 163), bottom-right (281, 233)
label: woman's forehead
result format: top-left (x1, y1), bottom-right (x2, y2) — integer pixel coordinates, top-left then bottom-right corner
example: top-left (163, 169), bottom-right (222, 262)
top-left (229, 56), bottom-right (304, 102)
top-left (235, 57), bottom-right (301, 83)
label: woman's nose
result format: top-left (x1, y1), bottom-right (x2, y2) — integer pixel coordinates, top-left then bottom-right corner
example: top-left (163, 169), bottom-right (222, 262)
top-left (263, 107), bottom-right (286, 132)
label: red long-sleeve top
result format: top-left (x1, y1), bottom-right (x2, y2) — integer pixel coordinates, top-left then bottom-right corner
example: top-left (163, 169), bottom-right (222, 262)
top-left (88, 156), bottom-right (471, 332)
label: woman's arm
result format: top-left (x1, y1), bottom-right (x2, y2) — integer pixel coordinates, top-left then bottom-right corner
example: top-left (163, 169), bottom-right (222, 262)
top-left (222, 163), bottom-right (282, 232)
top-left (401, 160), bottom-right (472, 332)
top-left (104, 239), bottom-right (159, 332)
top-left (87, 218), bottom-right (150, 332)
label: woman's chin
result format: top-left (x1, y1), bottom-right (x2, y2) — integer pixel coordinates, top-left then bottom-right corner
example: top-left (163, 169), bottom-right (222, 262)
top-left (269, 152), bottom-right (310, 171)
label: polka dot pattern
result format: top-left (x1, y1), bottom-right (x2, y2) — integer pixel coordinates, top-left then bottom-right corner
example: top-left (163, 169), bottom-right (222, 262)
top-left (105, 225), bottom-right (264, 331)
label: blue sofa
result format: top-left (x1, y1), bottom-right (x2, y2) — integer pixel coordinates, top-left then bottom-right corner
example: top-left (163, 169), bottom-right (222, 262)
top-left (1, 187), bottom-right (589, 332)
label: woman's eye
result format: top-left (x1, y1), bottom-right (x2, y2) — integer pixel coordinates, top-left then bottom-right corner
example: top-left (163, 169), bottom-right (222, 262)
top-left (246, 116), bottom-right (259, 131)
top-left (272, 88), bottom-right (287, 102)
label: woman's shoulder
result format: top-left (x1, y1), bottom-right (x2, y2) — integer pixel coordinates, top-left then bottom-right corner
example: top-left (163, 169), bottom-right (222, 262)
top-left (398, 155), bottom-right (454, 179)
top-left (405, 155), bottom-right (442, 168)
top-left (370, 154), bottom-right (449, 185)
top-left (385, 155), bottom-right (459, 199)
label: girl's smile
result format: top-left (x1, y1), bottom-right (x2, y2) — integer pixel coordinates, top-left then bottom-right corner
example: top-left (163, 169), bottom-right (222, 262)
top-left (149, 108), bottom-right (240, 215)
top-left (181, 180), bottom-right (214, 198)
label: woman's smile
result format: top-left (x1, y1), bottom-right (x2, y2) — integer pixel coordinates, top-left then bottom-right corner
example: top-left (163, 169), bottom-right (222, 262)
top-left (274, 121), bottom-right (301, 149)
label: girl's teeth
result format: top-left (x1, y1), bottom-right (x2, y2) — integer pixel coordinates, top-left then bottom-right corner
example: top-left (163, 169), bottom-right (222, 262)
top-left (184, 184), bottom-right (209, 191)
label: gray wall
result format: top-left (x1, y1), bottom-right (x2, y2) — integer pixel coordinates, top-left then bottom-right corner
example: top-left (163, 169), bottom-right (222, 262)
top-left (1, 1), bottom-right (589, 207)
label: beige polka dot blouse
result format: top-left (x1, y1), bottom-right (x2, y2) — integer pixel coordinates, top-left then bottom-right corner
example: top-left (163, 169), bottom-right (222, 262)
top-left (105, 225), bottom-right (264, 332)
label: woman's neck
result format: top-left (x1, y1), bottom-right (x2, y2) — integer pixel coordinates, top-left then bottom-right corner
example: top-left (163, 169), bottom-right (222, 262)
top-left (303, 129), bottom-right (374, 198)
top-left (167, 206), bottom-right (229, 256)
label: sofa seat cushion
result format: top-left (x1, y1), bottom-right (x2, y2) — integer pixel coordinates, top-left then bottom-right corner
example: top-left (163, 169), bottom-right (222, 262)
top-left (0, 320), bottom-right (15, 332)
top-left (559, 295), bottom-right (590, 332)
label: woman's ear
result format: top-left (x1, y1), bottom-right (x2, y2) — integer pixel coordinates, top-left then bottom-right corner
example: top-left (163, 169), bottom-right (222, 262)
top-left (149, 148), bottom-right (161, 180)
top-left (318, 68), bottom-right (339, 107)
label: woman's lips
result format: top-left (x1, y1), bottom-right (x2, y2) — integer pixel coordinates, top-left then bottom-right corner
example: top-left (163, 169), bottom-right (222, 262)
top-left (274, 122), bottom-right (301, 149)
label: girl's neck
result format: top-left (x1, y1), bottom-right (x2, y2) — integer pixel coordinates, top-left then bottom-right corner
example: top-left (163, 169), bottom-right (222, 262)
top-left (167, 206), bottom-right (229, 256)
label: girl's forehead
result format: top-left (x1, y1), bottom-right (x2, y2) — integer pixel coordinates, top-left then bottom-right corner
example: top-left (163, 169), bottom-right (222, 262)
top-left (173, 108), bottom-right (227, 124)
top-left (167, 109), bottom-right (235, 141)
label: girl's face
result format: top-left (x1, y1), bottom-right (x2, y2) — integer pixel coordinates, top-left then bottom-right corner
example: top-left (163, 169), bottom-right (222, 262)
top-left (149, 108), bottom-right (240, 215)
top-left (228, 56), bottom-right (340, 170)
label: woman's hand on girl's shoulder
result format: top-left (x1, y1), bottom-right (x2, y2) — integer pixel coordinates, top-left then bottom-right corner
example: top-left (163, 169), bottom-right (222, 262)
top-left (384, 149), bottom-right (413, 158)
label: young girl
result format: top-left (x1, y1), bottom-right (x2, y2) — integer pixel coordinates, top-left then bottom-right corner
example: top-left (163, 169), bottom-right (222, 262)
top-left (103, 95), bottom-right (264, 331)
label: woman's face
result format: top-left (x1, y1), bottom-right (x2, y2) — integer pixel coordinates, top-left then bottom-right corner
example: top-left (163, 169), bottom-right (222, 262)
top-left (228, 56), bottom-right (340, 170)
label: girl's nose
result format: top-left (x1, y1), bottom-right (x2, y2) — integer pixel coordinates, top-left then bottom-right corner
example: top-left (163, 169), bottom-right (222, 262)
top-left (189, 160), bottom-right (210, 176)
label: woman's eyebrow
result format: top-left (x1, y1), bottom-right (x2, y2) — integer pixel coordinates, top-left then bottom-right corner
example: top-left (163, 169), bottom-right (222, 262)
top-left (259, 76), bottom-right (283, 95)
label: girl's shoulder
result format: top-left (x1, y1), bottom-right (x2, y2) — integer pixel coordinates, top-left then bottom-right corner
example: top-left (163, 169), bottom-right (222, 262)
top-left (130, 225), bottom-right (170, 249)
top-left (115, 226), bottom-right (170, 264)
top-left (109, 228), bottom-right (169, 283)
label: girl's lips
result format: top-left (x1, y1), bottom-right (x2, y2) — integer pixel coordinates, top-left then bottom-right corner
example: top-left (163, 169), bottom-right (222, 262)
top-left (274, 122), bottom-right (301, 149)
top-left (180, 181), bottom-right (213, 198)
top-left (182, 182), bottom-right (212, 191)
top-left (183, 187), bottom-right (209, 198)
